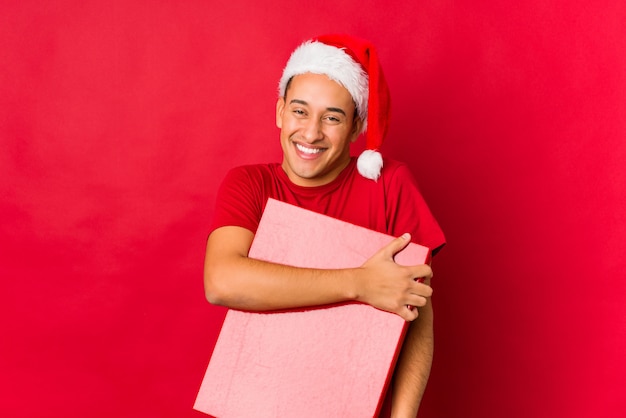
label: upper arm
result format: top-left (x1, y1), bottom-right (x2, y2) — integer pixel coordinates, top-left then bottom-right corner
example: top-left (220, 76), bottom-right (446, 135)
top-left (206, 225), bottom-right (255, 259)
top-left (203, 226), bottom-right (255, 302)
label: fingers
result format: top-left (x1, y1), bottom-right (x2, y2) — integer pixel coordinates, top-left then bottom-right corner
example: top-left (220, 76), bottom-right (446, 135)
top-left (400, 305), bottom-right (419, 322)
top-left (410, 263), bottom-right (433, 282)
top-left (382, 233), bottom-right (412, 258)
top-left (411, 282), bottom-right (433, 298)
top-left (399, 274), bottom-right (432, 322)
top-left (405, 284), bottom-right (431, 310)
top-left (383, 234), bottom-right (434, 278)
top-left (389, 281), bottom-right (431, 321)
top-left (362, 233), bottom-right (435, 322)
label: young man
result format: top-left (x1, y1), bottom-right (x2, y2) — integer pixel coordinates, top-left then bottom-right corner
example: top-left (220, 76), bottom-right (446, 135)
top-left (204, 35), bottom-right (445, 417)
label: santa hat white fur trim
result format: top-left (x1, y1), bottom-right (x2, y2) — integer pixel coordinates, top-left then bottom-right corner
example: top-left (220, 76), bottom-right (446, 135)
top-left (278, 41), bottom-right (369, 134)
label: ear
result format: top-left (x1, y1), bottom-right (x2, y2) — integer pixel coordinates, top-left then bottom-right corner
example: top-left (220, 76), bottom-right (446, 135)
top-left (350, 116), bottom-right (364, 143)
top-left (276, 97), bottom-right (285, 129)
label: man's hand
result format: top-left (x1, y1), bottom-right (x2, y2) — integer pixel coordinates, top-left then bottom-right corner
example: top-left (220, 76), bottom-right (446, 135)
top-left (355, 233), bottom-right (433, 321)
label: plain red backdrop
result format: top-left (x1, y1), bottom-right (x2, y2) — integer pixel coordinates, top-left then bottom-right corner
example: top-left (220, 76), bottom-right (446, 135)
top-left (1, 1), bottom-right (625, 417)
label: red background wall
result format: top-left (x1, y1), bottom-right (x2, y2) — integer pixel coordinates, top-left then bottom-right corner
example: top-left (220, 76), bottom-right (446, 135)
top-left (1, 1), bottom-right (624, 417)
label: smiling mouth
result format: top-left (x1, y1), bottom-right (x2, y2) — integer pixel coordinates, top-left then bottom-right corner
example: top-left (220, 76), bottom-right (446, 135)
top-left (295, 143), bottom-right (324, 155)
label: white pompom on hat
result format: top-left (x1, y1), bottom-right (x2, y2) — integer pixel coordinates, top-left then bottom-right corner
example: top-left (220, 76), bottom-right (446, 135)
top-left (278, 34), bottom-right (391, 181)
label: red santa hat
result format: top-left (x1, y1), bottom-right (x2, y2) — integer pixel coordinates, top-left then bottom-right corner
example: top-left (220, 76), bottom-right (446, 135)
top-left (278, 34), bottom-right (391, 181)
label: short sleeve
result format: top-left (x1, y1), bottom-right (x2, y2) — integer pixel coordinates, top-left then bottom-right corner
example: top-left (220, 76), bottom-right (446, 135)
top-left (384, 162), bottom-right (446, 256)
top-left (209, 166), bottom-right (267, 235)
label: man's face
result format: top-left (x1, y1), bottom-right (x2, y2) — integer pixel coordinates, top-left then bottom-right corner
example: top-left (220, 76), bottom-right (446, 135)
top-left (276, 73), bottom-right (362, 187)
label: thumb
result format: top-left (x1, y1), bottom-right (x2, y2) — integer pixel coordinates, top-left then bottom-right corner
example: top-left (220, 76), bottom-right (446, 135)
top-left (384, 233), bottom-right (412, 258)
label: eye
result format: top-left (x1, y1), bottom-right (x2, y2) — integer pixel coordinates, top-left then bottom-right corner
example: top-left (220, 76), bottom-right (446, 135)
top-left (324, 115), bottom-right (342, 124)
top-left (292, 108), bottom-right (307, 117)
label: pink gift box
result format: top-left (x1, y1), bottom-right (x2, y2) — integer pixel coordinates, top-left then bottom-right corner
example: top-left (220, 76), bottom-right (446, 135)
top-left (194, 199), bottom-right (429, 417)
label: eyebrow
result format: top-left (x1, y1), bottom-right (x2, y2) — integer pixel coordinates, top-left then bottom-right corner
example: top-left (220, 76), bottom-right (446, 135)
top-left (289, 99), bottom-right (347, 116)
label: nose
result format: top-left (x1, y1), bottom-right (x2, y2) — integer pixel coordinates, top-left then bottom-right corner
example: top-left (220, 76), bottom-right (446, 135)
top-left (301, 117), bottom-right (323, 143)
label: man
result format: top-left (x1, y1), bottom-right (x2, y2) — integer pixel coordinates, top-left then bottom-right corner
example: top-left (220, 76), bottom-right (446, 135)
top-left (204, 34), bottom-right (445, 417)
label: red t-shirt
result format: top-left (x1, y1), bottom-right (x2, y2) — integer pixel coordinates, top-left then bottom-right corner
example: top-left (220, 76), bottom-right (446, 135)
top-left (210, 157), bottom-right (445, 255)
top-left (210, 157), bottom-right (445, 417)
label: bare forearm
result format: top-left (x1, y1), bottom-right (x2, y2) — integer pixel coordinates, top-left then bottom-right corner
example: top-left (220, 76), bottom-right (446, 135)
top-left (204, 226), bottom-right (358, 311)
top-left (390, 299), bottom-right (434, 418)
top-left (204, 227), bottom-right (433, 321)
top-left (205, 251), bottom-right (358, 311)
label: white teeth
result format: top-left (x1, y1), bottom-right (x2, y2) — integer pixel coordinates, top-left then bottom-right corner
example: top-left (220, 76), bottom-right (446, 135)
top-left (296, 143), bottom-right (323, 154)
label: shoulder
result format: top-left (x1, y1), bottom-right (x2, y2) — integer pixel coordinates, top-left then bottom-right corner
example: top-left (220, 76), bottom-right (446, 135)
top-left (212, 163), bottom-right (281, 234)
top-left (347, 158), bottom-right (417, 196)
top-left (379, 159), bottom-right (446, 255)
top-left (216, 163), bottom-right (281, 208)
top-left (222, 163), bottom-right (281, 187)
top-left (380, 158), bottom-right (412, 176)
top-left (225, 163), bottom-right (278, 178)
top-left (378, 158), bottom-right (419, 189)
